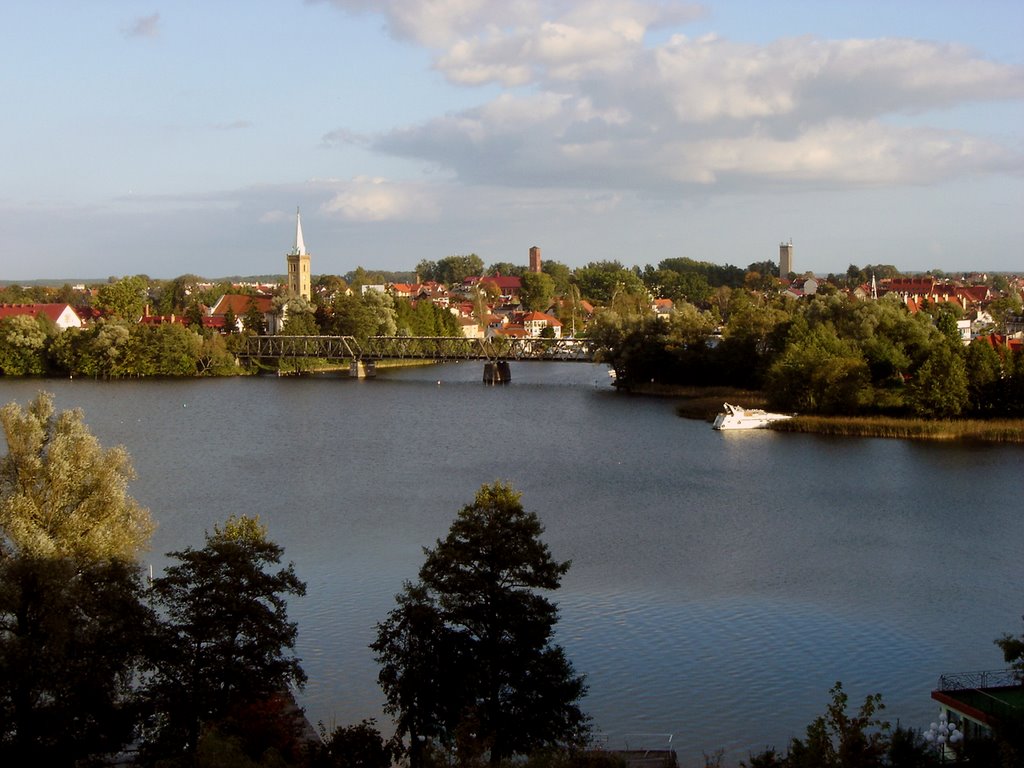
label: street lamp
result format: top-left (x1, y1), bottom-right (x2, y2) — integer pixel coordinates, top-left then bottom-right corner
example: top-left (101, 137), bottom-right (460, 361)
top-left (923, 711), bottom-right (963, 762)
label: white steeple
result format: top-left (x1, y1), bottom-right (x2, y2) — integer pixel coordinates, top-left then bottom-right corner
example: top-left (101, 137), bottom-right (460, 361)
top-left (291, 207), bottom-right (306, 256)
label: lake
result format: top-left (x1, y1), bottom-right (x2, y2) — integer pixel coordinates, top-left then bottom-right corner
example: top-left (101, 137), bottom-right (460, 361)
top-left (1, 364), bottom-right (1021, 765)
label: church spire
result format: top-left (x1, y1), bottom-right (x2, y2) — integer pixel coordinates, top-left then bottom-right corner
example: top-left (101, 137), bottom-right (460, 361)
top-left (291, 207), bottom-right (307, 256)
top-left (285, 206), bottom-right (311, 301)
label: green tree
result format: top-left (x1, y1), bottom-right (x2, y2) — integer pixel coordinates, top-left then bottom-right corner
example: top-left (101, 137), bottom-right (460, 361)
top-left (151, 323), bottom-right (203, 375)
top-left (964, 340), bottom-right (1005, 415)
top-left (362, 290), bottom-right (398, 336)
top-left (185, 301), bottom-right (208, 333)
top-left (196, 332), bottom-right (239, 376)
top-left (145, 515), bottom-right (307, 761)
top-left (415, 259), bottom-right (438, 283)
top-left (935, 309), bottom-right (962, 345)
top-left (95, 275), bottom-right (148, 320)
top-left (557, 283), bottom-right (585, 338)
top-left (394, 299), bottom-right (460, 337)
top-left (786, 682), bottom-right (890, 768)
top-left (907, 343), bottom-right (969, 418)
top-left (766, 323), bottom-right (871, 414)
top-left (0, 393), bottom-right (156, 765)
top-left (323, 293), bottom-right (376, 338)
top-left (542, 260), bottom-right (573, 296)
top-left (243, 299), bottom-right (268, 335)
top-left (435, 254), bottom-right (484, 286)
top-left (223, 305), bottom-right (239, 334)
top-left (280, 297), bottom-right (319, 336)
top-left (0, 314), bottom-right (53, 375)
top-left (486, 262), bottom-right (525, 277)
top-left (520, 272), bottom-right (556, 312)
top-left (589, 313), bottom-right (676, 387)
top-left (373, 482), bottom-right (588, 766)
top-left (573, 261), bottom-right (644, 304)
top-left (310, 719), bottom-right (397, 768)
top-left (996, 616), bottom-right (1024, 678)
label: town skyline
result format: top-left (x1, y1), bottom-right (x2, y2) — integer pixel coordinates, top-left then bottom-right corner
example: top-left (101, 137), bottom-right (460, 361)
top-left (2, 0), bottom-right (1021, 281)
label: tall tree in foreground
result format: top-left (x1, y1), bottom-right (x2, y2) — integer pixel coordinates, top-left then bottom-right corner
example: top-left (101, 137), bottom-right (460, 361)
top-left (145, 515), bottom-right (308, 763)
top-left (0, 392), bottom-right (156, 766)
top-left (373, 482), bottom-right (588, 767)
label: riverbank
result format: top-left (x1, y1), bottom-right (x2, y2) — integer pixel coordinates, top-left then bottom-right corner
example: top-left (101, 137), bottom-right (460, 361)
top-left (651, 384), bottom-right (1024, 444)
top-left (777, 414), bottom-right (1024, 443)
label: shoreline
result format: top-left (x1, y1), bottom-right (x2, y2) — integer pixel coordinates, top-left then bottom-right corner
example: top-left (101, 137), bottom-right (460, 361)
top-left (620, 383), bottom-right (1024, 444)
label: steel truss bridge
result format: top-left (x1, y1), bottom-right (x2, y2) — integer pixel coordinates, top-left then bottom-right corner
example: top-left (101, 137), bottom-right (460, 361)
top-left (239, 335), bottom-right (598, 364)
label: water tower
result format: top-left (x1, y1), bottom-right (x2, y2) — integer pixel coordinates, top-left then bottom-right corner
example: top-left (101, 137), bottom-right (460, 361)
top-left (529, 245), bottom-right (542, 274)
top-left (779, 240), bottom-right (793, 278)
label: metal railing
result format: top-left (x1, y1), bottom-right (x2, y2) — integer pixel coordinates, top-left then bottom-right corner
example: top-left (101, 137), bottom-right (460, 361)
top-left (937, 669), bottom-right (1021, 692)
top-left (239, 334), bottom-right (597, 363)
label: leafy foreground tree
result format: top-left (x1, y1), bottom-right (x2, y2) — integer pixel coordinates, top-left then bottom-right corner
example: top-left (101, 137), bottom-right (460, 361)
top-left (740, 680), bottom-right (1015, 768)
top-left (373, 482), bottom-right (589, 767)
top-left (308, 718), bottom-right (397, 768)
top-left (0, 392), bottom-right (156, 766)
top-left (144, 515), bottom-right (308, 764)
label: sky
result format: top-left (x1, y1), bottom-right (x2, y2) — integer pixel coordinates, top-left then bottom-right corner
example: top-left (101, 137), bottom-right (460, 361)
top-left (1, 0), bottom-right (1022, 281)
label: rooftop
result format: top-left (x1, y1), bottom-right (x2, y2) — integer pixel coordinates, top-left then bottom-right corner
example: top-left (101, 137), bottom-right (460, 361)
top-left (931, 669), bottom-right (1024, 728)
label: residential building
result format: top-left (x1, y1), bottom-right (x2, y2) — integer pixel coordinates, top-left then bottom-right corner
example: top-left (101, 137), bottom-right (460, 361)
top-left (0, 303), bottom-right (83, 330)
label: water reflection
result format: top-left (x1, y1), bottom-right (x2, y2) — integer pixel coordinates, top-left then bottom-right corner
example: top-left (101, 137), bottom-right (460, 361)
top-left (0, 368), bottom-right (1020, 765)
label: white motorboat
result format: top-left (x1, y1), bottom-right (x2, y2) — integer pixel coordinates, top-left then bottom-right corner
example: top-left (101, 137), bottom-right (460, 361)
top-left (712, 402), bottom-right (792, 430)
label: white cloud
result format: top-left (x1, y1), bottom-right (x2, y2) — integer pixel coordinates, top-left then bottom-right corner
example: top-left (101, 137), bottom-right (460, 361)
top-left (320, 177), bottom-right (440, 222)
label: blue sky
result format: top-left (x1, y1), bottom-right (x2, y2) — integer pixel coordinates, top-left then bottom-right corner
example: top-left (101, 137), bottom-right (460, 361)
top-left (1, 0), bottom-right (1021, 280)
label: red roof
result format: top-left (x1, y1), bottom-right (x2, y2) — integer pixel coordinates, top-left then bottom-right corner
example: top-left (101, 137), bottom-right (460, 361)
top-left (140, 313), bottom-right (187, 326)
top-left (210, 294), bottom-right (274, 316)
top-left (522, 311), bottom-right (550, 322)
top-left (0, 302), bottom-right (81, 325)
top-left (978, 334), bottom-right (1024, 353)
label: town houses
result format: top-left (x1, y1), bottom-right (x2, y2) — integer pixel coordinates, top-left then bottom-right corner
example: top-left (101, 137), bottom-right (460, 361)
top-left (1, 218), bottom-right (1022, 351)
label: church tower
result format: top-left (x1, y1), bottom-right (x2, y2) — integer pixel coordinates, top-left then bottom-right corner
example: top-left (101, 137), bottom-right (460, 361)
top-left (286, 208), bottom-right (311, 301)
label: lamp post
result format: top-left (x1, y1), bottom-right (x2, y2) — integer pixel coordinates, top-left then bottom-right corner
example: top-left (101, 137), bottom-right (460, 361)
top-left (923, 711), bottom-right (963, 763)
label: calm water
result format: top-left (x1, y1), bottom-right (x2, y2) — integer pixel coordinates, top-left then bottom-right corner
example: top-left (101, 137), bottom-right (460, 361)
top-left (2, 365), bottom-right (1021, 765)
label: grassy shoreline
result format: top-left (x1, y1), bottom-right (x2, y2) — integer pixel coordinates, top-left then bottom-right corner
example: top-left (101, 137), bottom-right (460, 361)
top-left (776, 414), bottom-right (1024, 443)
top-left (641, 384), bottom-right (1024, 444)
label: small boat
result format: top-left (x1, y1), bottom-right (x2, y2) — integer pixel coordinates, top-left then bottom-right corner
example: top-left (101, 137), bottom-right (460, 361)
top-left (712, 403), bottom-right (792, 430)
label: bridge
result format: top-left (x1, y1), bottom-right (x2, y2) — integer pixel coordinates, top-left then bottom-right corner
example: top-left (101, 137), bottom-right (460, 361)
top-left (239, 335), bottom-right (600, 382)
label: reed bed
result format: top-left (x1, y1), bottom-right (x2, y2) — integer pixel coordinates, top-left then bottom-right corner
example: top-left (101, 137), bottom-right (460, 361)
top-left (668, 388), bottom-right (1024, 443)
top-left (774, 415), bottom-right (1024, 443)
top-left (666, 387), bottom-right (768, 421)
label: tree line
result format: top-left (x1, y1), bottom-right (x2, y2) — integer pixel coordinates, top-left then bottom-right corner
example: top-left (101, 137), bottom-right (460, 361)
top-left (591, 291), bottom-right (1024, 418)
top-left (0, 289), bottom-right (461, 378)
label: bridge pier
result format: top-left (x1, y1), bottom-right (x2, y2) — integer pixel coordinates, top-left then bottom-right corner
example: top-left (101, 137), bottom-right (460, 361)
top-left (349, 361), bottom-right (376, 378)
top-left (483, 361), bottom-right (511, 384)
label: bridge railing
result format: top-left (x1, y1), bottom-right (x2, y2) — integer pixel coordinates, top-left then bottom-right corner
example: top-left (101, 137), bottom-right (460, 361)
top-left (240, 335), bottom-right (596, 362)
top-left (240, 335), bottom-right (361, 362)
top-left (364, 336), bottom-right (595, 361)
